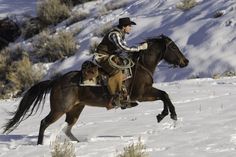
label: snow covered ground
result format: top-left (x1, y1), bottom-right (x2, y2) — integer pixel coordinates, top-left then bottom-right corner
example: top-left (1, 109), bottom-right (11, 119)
top-left (0, 0), bottom-right (37, 19)
top-left (0, 0), bottom-right (236, 156)
top-left (0, 77), bottom-right (236, 157)
top-left (50, 0), bottom-right (236, 82)
top-left (1, 0), bottom-right (235, 82)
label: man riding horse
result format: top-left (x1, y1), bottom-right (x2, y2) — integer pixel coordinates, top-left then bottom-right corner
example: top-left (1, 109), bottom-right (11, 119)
top-left (95, 17), bottom-right (148, 108)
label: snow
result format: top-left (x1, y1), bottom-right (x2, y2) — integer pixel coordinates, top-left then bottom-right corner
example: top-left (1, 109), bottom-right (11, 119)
top-left (0, 0), bottom-right (236, 156)
top-left (0, 0), bottom-right (37, 19)
top-left (39, 0), bottom-right (236, 82)
top-left (1, 77), bottom-right (236, 157)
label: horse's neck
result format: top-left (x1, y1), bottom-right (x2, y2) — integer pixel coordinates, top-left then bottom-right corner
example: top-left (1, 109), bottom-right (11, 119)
top-left (139, 44), bottom-right (164, 74)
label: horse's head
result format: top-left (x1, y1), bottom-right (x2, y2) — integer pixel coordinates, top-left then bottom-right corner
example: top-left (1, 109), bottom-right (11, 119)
top-left (161, 35), bottom-right (189, 68)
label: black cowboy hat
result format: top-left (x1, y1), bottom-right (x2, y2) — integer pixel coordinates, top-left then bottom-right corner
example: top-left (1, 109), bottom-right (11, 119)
top-left (118, 17), bottom-right (136, 27)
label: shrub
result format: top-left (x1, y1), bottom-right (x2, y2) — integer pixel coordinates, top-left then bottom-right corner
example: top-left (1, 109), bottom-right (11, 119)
top-left (98, 6), bottom-right (110, 17)
top-left (105, 0), bottom-right (130, 11)
top-left (0, 52), bottom-right (6, 68)
top-left (0, 50), bottom-right (8, 79)
top-left (34, 30), bottom-right (77, 62)
top-left (213, 71), bottom-right (236, 79)
top-left (176, 0), bottom-right (198, 11)
top-left (51, 139), bottom-right (76, 157)
top-left (0, 48), bottom-right (12, 80)
top-left (37, 0), bottom-right (71, 25)
top-left (94, 22), bottom-right (113, 37)
top-left (22, 17), bottom-right (46, 39)
top-left (213, 11), bottom-right (224, 18)
top-left (66, 11), bottom-right (89, 26)
top-left (61, 0), bottom-right (96, 6)
top-left (117, 138), bottom-right (149, 157)
top-left (6, 56), bottom-right (43, 93)
top-left (0, 47), bottom-right (45, 98)
top-left (89, 40), bottom-right (99, 54)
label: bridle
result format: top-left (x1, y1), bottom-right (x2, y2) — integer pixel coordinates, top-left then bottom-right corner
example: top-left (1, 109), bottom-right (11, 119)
top-left (131, 38), bottom-right (179, 81)
top-left (163, 38), bottom-right (185, 68)
top-left (129, 37), bottom-right (183, 96)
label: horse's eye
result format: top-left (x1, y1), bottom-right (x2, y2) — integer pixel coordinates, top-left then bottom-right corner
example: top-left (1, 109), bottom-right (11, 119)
top-left (171, 45), bottom-right (177, 50)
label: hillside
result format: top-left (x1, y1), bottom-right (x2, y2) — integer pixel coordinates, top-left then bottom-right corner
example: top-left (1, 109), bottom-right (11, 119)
top-left (1, 0), bottom-right (236, 82)
top-left (0, 0), bottom-right (236, 157)
top-left (49, 0), bottom-right (236, 82)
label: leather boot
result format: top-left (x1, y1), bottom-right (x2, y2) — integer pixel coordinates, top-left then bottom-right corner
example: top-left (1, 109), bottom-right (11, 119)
top-left (111, 94), bottom-right (122, 107)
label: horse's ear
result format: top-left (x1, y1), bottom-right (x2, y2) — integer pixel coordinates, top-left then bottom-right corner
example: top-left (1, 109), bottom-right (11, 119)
top-left (160, 34), bottom-right (165, 38)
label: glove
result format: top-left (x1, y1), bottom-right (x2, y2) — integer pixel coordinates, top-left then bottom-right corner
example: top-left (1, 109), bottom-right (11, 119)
top-left (138, 42), bottom-right (148, 51)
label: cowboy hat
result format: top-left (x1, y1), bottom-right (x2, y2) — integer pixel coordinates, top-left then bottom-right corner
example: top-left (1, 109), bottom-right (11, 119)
top-left (118, 17), bottom-right (136, 27)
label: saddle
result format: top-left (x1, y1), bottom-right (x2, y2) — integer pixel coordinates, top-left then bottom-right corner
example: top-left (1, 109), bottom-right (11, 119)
top-left (80, 57), bottom-right (133, 85)
top-left (80, 60), bottom-right (133, 109)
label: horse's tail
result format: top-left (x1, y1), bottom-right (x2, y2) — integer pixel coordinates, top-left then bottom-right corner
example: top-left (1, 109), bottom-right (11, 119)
top-left (2, 79), bottom-right (57, 134)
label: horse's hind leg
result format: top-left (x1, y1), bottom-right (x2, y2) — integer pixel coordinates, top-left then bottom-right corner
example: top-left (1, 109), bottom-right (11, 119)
top-left (38, 111), bottom-right (63, 145)
top-left (64, 105), bottom-right (85, 142)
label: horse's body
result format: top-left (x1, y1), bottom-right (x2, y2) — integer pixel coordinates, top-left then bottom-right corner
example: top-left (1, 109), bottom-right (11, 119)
top-left (3, 35), bottom-right (189, 144)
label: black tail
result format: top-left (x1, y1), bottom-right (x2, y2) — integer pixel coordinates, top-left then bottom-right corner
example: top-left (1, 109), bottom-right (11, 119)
top-left (2, 79), bottom-right (56, 134)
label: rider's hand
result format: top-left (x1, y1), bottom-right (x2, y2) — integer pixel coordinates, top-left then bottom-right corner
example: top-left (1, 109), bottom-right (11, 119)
top-left (138, 42), bottom-right (148, 51)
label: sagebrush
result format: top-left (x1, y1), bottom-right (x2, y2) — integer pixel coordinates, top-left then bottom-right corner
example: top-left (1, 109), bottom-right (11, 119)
top-left (117, 138), bottom-right (149, 157)
top-left (37, 0), bottom-right (71, 25)
top-left (94, 22), bottom-right (113, 37)
top-left (51, 139), bottom-right (76, 157)
top-left (33, 30), bottom-right (77, 62)
top-left (7, 56), bottom-right (43, 94)
top-left (176, 0), bottom-right (198, 11)
top-left (105, 0), bottom-right (130, 11)
top-left (22, 17), bottom-right (46, 39)
top-left (66, 11), bottom-right (89, 26)
top-left (89, 40), bottom-right (99, 54)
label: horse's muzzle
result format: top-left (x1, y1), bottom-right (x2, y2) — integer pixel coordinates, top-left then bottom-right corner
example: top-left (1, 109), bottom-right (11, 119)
top-left (179, 58), bottom-right (189, 68)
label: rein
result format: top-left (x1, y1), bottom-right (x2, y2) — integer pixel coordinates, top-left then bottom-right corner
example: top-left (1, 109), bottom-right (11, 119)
top-left (128, 55), bottom-right (140, 96)
top-left (128, 38), bottom-right (175, 96)
top-left (137, 63), bottom-right (154, 83)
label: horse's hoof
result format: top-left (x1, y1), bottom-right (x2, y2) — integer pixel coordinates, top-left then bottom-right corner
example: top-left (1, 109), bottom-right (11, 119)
top-left (156, 114), bottom-right (164, 123)
top-left (121, 106), bottom-right (127, 110)
top-left (130, 102), bottom-right (138, 107)
top-left (170, 114), bottom-right (177, 121)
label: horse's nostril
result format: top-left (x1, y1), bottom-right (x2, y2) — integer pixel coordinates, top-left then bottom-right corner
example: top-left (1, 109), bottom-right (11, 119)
top-left (185, 59), bottom-right (189, 65)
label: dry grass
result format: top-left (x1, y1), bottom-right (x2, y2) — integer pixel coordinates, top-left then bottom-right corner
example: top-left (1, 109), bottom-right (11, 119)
top-left (176, 0), bottom-right (198, 11)
top-left (117, 138), bottom-right (149, 157)
top-left (213, 71), bottom-right (236, 79)
top-left (0, 47), bottom-right (45, 98)
top-left (7, 56), bottom-right (43, 93)
top-left (66, 11), bottom-right (89, 26)
top-left (37, 0), bottom-right (71, 25)
top-left (94, 22), bottom-right (113, 37)
top-left (105, 0), bottom-right (130, 11)
top-left (51, 139), bottom-right (76, 157)
top-left (34, 30), bottom-right (77, 62)
top-left (0, 50), bottom-right (8, 80)
top-left (89, 40), bottom-right (99, 54)
top-left (22, 17), bottom-right (46, 39)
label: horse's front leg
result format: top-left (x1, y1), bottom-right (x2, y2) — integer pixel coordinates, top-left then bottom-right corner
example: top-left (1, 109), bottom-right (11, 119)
top-left (139, 87), bottom-right (177, 123)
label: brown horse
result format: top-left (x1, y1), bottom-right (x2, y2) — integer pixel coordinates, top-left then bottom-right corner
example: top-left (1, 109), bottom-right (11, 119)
top-left (2, 34), bottom-right (189, 144)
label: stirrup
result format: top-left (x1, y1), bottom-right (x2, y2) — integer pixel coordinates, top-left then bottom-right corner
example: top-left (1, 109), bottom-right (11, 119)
top-left (111, 95), bottom-right (121, 107)
top-left (111, 94), bottom-right (128, 109)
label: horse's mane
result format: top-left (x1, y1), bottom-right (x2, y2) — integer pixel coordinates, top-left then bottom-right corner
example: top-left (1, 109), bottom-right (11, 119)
top-left (144, 34), bottom-right (166, 43)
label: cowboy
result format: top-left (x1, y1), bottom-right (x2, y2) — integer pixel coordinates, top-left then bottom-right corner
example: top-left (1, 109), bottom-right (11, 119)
top-left (96, 17), bottom-right (148, 108)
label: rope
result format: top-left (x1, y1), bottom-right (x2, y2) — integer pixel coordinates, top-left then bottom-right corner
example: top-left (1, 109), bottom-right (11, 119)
top-left (128, 55), bottom-right (140, 97)
top-left (108, 55), bottom-right (135, 69)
